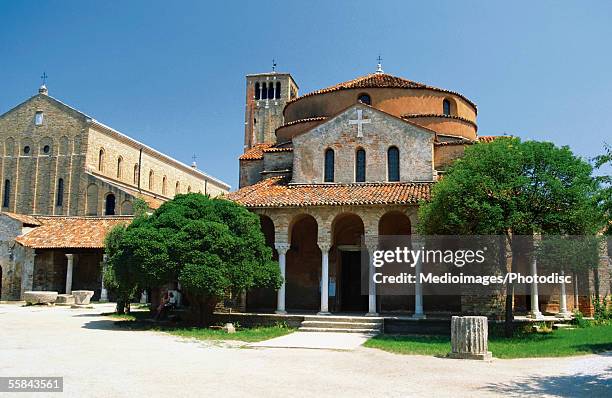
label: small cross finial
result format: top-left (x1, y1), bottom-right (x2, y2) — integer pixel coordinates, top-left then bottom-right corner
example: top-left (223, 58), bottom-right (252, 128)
top-left (40, 72), bottom-right (48, 85)
top-left (272, 59), bottom-right (277, 72)
top-left (376, 55), bottom-right (384, 74)
top-left (191, 154), bottom-right (197, 168)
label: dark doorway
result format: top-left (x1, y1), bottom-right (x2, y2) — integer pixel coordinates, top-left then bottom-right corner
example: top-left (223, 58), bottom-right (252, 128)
top-left (340, 250), bottom-right (368, 312)
top-left (105, 194), bottom-right (116, 215)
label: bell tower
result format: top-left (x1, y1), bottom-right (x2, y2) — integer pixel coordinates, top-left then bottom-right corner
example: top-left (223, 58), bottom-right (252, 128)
top-left (244, 66), bottom-right (298, 150)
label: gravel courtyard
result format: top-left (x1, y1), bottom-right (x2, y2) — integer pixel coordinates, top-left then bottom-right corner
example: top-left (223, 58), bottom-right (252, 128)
top-left (0, 303), bottom-right (610, 398)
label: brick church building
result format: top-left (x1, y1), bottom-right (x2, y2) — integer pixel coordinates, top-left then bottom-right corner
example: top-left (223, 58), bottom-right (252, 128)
top-left (228, 62), bottom-right (609, 318)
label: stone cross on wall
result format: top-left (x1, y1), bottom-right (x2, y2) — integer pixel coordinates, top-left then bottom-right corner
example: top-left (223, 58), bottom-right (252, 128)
top-left (349, 109), bottom-right (371, 138)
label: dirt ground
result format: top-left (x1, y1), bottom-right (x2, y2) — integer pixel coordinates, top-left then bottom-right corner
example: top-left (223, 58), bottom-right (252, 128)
top-left (0, 303), bottom-right (610, 397)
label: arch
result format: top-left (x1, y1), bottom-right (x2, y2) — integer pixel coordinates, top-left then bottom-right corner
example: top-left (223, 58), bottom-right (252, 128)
top-left (175, 181), bottom-right (181, 195)
top-left (387, 146), bottom-right (400, 182)
top-left (355, 148), bottom-right (366, 182)
top-left (357, 93), bottom-right (371, 105)
top-left (56, 178), bottom-right (64, 207)
top-left (162, 176), bottom-right (168, 195)
top-left (331, 212), bottom-right (365, 249)
top-left (98, 148), bottom-right (105, 172)
top-left (133, 164), bottom-right (139, 184)
top-left (59, 136), bottom-right (69, 155)
top-left (120, 200), bottom-right (133, 215)
top-left (254, 82), bottom-right (260, 100)
top-left (324, 148), bottom-right (334, 182)
top-left (23, 145), bottom-right (31, 155)
top-left (148, 170), bottom-right (154, 190)
top-left (2, 179), bottom-right (11, 208)
top-left (40, 137), bottom-right (53, 155)
top-left (267, 83), bottom-right (274, 100)
top-left (246, 215), bottom-right (277, 311)
top-left (286, 214), bottom-right (320, 310)
top-left (261, 82), bottom-right (268, 99)
top-left (86, 184), bottom-right (99, 216)
top-left (116, 157), bottom-right (123, 179)
top-left (4, 137), bottom-right (15, 157)
top-left (105, 193), bottom-right (116, 216)
top-left (443, 98), bottom-right (452, 116)
top-left (378, 210), bottom-right (411, 237)
top-left (275, 82), bottom-right (281, 99)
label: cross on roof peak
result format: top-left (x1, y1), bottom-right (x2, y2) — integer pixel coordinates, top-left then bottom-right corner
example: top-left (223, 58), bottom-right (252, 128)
top-left (375, 55), bottom-right (384, 74)
top-left (40, 72), bottom-right (48, 85)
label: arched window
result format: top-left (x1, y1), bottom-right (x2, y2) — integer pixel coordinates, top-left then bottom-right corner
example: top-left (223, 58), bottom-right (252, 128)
top-left (56, 178), bottom-right (64, 206)
top-left (355, 148), bottom-right (366, 182)
top-left (324, 148), bottom-right (334, 182)
top-left (387, 146), bottom-right (400, 182)
top-left (254, 82), bottom-right (260, 100)
top-left (275, 82), bottom-right (281, 99)
top-left (98, 148), bottom-right (105, 172)
top-left (358, 93), bottom-right (371, 105)
top-left (148, 170), bottom-right (154, 190)
top-left (133, 164), bottom-right (139, 184)
top-left (175, 181), bottom-right (180, 195)
top-left (2, 179), bottom-right (10, 208)
top-left (267, 83), bottom-right (274, 100)
top-left (187, 185), bottom-right (192, 193)
top-left (162, 176), bottom-right (168, 195)
top-left (262, 83), bottom-right (268, 99)
top-left (443, 99), bottom-right (452, 116)
top-left (117, 157), bottom-right (123, 179)
top-left (105, 193), bottom-right (116, 216)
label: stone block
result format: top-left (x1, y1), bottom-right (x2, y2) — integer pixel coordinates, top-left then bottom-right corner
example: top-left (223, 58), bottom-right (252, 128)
top-left (56, 294), bottom-right (75, 305)
top-left (223, 323), bottom-right (236, 334)
top-left (24, 291), bottom-right (58, 305)
top-left (72, 290), bottom-right (94, 305)
top-left (448, 316), bottom-right (492, 361)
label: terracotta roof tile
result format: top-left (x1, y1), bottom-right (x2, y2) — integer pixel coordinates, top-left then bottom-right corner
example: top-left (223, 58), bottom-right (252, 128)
top-left (402, 113), bottom-right (478, 131)
top-left (278, 116), bottom-right (327, 128)
top-left (1, 212), bottom-right (41, 226)
top-left (263, 147), bottom-right (293, 153)
top-left (15, 216), bottom-right (133, 249)
top-left (478, 135), bottom-right (507, 143)
top-left (287, 73), bottom-right (477, 110)
top-left (239, 143), bottom-right (274, 160)
top-left (226, 177), bottom-right (432, 208)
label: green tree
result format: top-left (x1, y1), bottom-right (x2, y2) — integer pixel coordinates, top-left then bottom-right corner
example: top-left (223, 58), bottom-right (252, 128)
top-left (594, 144), bottom-right (612, 234)
top-left (418, 138), bottom-right (601, 336)
top-left (104, 193), bottom-right (281, 324)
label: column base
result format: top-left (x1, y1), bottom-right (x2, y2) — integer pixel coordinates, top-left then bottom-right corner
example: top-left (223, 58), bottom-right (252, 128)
top-left (411, 313), bottom-right (426, 320)
top-left (274, 310), bottom-right (287, 315)
top-left (527, 311), bottom-right (545, 320)
top-left (317, 311), bottom-right (331, 316)
top-left (365, 312), bottom-right (379, 317)
top-left (555, 311), bottom-right (572, 319)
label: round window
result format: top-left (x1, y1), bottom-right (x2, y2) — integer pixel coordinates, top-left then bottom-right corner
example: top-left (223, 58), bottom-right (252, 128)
top-left (43, 145), bottom-right (50, 154)
top-left (23, 146), bottom-right (31, 154)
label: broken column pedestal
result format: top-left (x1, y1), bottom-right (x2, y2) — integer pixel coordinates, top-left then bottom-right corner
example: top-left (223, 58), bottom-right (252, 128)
top-left (448, 316), bottom-right (492, 361)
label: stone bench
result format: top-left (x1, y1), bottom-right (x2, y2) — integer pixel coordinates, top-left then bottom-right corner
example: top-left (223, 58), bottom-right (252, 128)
top-left (24, 291), bottom-right (58, 305)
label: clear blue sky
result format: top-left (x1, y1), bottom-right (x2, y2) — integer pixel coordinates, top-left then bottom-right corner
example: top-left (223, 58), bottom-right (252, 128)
top-left (1, 1), bottom-right (611, 188)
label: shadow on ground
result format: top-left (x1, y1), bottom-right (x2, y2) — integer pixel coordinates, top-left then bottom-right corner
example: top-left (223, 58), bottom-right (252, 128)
top-left (482, 356), bottom-right (612, 397)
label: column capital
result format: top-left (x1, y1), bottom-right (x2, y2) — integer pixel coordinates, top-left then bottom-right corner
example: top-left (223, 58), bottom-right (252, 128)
top-left (65, 253), bottom-right (74, 260)
top-left (318, 241), bottom-right (331, 253)
top-left (274, 242), bottom-right (290, 255)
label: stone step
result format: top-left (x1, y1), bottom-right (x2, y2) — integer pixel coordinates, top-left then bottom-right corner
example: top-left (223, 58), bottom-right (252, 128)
top-left (553, 323), bottom-right (576, 330)
top-left (301, 321), bottom-right (382, 330)
top-left (299, 327), bottom-right (380, 334)
top-left (303, 316), bottom-right (383, 324)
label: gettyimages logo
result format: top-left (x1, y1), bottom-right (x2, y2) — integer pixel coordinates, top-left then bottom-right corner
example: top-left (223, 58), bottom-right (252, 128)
top-left (372, 246), bottom-right (487, 268)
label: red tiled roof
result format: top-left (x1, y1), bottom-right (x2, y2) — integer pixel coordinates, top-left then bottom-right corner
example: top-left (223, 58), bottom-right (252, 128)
top-left (402, 113), bottom-right (478, 130)
top-left (239, 143), bottom-right (274, 160)
top-left (226, 177), bottom-right (432, 208)
top-left (15, 216), bottom-right (133, 249)
top-left (478, 135), bottom-right (506, 143)
top-left (287, 73), bottom-right (477, 110)
top-left (278, 116), bottom-right (327, 128)
top-left (1, 212), bottom-right (41, 226)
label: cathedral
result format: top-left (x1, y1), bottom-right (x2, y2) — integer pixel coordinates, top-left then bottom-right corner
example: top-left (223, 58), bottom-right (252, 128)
top-left (0, 85), bottom-right (229, 300)
top-left (228, 62), bottom-right (603, 317)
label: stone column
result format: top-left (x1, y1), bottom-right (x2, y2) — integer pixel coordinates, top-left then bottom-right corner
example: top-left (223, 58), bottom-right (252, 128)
top-left (140, 290), bottom-right (148, 304)
top-left (20, 249), bottom-right (35, 300)
top-left (366, 242), bottom-right (378, 316)
top-left (274, 242), bottom-right (290, 314)
top-left (412, 237), bottom-right (426, 319)
top-left (527, 253), bottom-right (544, 319)
top-left (556, 270), bottom-right (571, 319)
top-left (448, 316), bottom-right (492, 360)
top-left (65, 254), bottom-right (74, 295)
top-left (99, 254), bottom-right (108, 302)
top-left (318, 242), bottom-right (331, 315)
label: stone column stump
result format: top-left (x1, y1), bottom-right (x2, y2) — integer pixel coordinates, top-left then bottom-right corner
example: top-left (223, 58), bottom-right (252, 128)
top-left (24, 291), bottom-right (58, 305)
top-left (448, 316), bottom-right (492, 360)
top-left (72, 290), bottom-right (94, 305)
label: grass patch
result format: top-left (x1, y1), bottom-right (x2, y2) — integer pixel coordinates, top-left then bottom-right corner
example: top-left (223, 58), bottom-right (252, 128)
top-left (364, 323), bottom-right (612, 359)
top-left (163, 324), bottom-right (294, 343)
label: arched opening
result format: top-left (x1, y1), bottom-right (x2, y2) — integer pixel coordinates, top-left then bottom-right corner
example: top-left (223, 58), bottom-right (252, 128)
top-left (443, 98), bottom-right (452, 116)
top-left (56, 178), bottom-right (64, 207)
top-left (261, 83), bottom-right (268, 99)
top-left (105, 193), bottom-right (116, 216)
top-left (117, 157), bottom-right (123, 179)
top-left (267, 83), bottom-right (274, 100)
top-left (286, 214), bottom-right (320, 311)
top-left (148, 170), bottom-right (154, 191)
top-left (387, 146), bottom-right (400, 182)
top-left (2, 179), bottom-right (10, 208)
top-left (247, 215), bottom-right (277, 312)
top-left (133, 164), bottom-right (139, 184)
top-left (98, 148), bottom-right (105, 172)
top-left (86, 184), bottom-right (98, 216)
top-left (175, 181), bottom-right (180, 195)
top-left (355, 148), bottom-right (366, 182)
top-left (162, 176), bottom-right (168, 195)
top-left (121, 200), bottom-right (133, 215)
top-left (254, 82), bottom-right (260, 100)
top-left (324, 148), bottom-right (334, 182)
top-left (357, 93), bottom-right (371, 105)
top-left (331, 213), bottom-right (367, 312)
top-left (275, 82), bottom-right (281, 99)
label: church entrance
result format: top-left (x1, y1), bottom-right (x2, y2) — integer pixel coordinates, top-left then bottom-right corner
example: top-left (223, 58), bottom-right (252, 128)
top-left (339, 249), bottom-right (367, 312)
